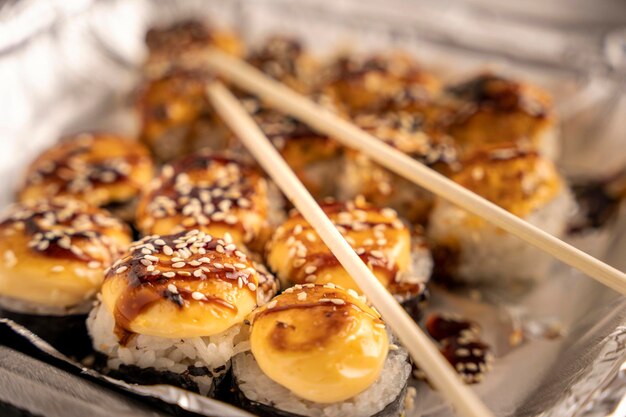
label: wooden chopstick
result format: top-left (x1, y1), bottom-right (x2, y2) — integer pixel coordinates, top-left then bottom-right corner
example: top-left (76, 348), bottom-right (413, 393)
top-left (206, 81), bottom-right (496, 417)
top-left (195, 48), bottom-right (626, 296)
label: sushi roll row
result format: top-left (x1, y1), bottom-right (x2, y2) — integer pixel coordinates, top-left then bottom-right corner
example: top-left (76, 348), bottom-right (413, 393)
top-left (0, 16), bottom-right (605, 417)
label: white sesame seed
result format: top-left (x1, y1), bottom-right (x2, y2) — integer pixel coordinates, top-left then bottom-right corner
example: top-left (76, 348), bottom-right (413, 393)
top-left (3, 250), bottom-right (17, 268)
top-left (167, 284), bottom-right (178, 293)
top-left (330, 298), bottom-right (345, 305)
top-left (163, 271), bottom-right (176, 278)
top-left (324, 282), bottom-right (336, 289)
top-left (87, 261), bottom-right (101, 269)
top-left (216, 245), bottom-right (224, 253)
top-left (172, 262), bottom-right (186, 268)
top-left (304, 265), bottom-right (317, 274)
top-left (140, 259), bottom-right (152, 267)
top-left (51, 265), bottom-right (64, 273)
top-left (456, 348), bottom-right (471, 357)
top-left (234, 263), bottom-right (247, 269)
top-left (116, 266), bottom-right (128, 274)
top-left (344, 290), bottom-right (357, 300)
top-left (370, 250), bottom-right (384, 258)
top-left (266, 300), bottom-right (277, 309)
top-left (191, 291), bottom-right (205, 300)
top-left (144, 255), bottom-right (159, 262)
top-left (247, 282), bottom-right (257, 291)
top-left (293, 225), bottom-right (303, 234)
top-left (214, 263), bottom-right (224, 269)
top-left (297, 292), bottom-right (307, 301)
top-left (193, 269), bottom-right (203, 277)
top-left (163, 246), bottom-right (173, 256)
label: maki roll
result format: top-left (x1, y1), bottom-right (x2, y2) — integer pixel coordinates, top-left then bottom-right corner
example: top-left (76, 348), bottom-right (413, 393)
top-left (231, 95), bottom-right (345, 200)
top-left (0, 198), bottom-right (131, 354)
top-left (246, 36), bottom-right (320, 94)
top-left (428, 143), bottom-right (574, 285)
top-left (144, 19), bottom-right (244, 67)
top-left (136, 151), bottom-right (284, 253)
top-left (438, 73), bottom-right (558, 159)
top-left (340, 110), bottom-right (460, 224)
top-left (233, 284), bottom-right (411, 417)
top-left (18, 132), bottom-right (154, 222)
top-left (138, 20), bottom-right (244, 162)
top-left (322, 52), bottom-right (440, 114)
top-left (266, 198), bottom-right (431, 317)
top-left (87, 230), bottom-right (278, 394)
top-left (231, 37), bottom-right (344, 199)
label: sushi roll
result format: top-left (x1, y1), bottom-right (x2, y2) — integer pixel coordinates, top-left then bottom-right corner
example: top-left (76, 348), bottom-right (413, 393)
top-left (266, 198), bottom-right (431, 317)
top-left (428, 143), bottom-right (575, 285)
top-left (18, 132), bottom-right (154, 222)
top-left (247, 36), bottom-right (320, 94)
top-left (339, 110), bottom-right (460, 224)
top-left (144, 19), bottom-right (245, 66)
top-left (230, 95), bottom-right (345, 200)
top-left (232, 284), bottom-right (411, 417)
top-left (438, 73), bottom-right (558, 159)
top-left (138, 20), bottom-right (244, 162)
top-left (0, 198), bottom-right (131, 354)
top-left (87, 230), bottom-right (278, 395)
top-left (136, 151), bottom-right (285, 254)
top-left (322, 52), bottom-right (440, 114)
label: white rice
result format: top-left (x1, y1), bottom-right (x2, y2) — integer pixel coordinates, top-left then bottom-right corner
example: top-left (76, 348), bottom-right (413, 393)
top-left (266, 180), bottom-right (287, 228)
top-left (427, 187), bottom-right (575, 285)
top-left (233, 343), bottom-right (411, 417)
top-left (397, 237), bottom-right (434, 286)
top-left (87, 300), bottom-right (246, 394)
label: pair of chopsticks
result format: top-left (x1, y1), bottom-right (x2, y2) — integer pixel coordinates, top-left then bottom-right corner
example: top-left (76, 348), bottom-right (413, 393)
top-left (198, 48), bottom-right (626, 417)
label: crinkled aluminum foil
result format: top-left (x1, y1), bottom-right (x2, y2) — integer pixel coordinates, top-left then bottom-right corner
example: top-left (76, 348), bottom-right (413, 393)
top-left (0, 1), bottom-right (625, 416)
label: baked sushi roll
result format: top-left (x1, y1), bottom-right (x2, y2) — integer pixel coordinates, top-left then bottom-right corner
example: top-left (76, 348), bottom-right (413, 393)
top-left (229, 96), bottom-right (344, 199)
top-left (322, 52), bottom-right (440, 114)
top-left (428, 144), bottom-right (575, 285)
top-left (87, 230), bottom-right (278, 395)
top-left (18, 132), bottom-right (154, 223)
top-left (136, 151), bottom-right (284, 254)
top-left (266, 199), bottom-right (431, 316)
top-left (339, 111), bottom-right (460, 224)
top-left (438, 73), bottom-right (558, 159)
top-left (247, 36), bottom-right (320, 94)
top-left (0, 198), bottom-right (131, 355)
top-left (232, 284), bottom-right (411, 417)
top-left (144, 19), bottom-right (244, 66)
top-left (138, 20), bottom-right (244, 162)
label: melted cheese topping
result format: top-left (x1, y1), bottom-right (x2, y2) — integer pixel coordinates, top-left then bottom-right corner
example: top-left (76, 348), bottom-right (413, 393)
top-left (441, 73), bottom-right (555, 152)
top-left (452, 144), bottom-right (562, 217)
top-left (325, 52), bottom-right (440, 113)
top-left (101, 230), bottom-right (277, 339)
top-left (266, 200), bottom-right (411, 293)
top-left (19, 133), bottom-right (154, 208)
top-left (136, 153), bottom-right (273, 249)
top-left (0, 199), bottom-right (131, 308)
top-left (250, 284), bottom-right (388, 403)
